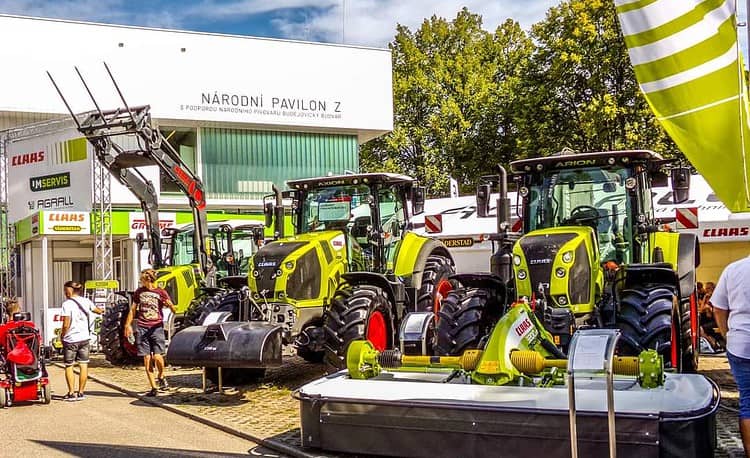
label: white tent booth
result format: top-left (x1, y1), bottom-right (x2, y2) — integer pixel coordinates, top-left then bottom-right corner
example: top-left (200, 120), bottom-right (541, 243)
top-left (413, 175), bottom-right (749, 283)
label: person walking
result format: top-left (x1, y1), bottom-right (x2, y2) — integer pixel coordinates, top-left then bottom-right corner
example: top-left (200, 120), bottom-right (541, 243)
top-left (60, 281), bottom-right (103, 401)
top-left (712, 257), bottom-right (750, 456)
top-left (124, 269), bottom-right (175, 396)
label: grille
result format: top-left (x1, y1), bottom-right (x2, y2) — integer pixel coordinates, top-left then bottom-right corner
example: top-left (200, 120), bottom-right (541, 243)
top-left (287, 250), bottom-right (321, 300)
top-left (253, 241), bottom-right (308, 297)
top-left (520, 233), bottom-right (577, 296)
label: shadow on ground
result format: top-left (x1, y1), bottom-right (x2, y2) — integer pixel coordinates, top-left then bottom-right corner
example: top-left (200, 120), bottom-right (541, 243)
top-left (31, 440), bottom-right (252, 457)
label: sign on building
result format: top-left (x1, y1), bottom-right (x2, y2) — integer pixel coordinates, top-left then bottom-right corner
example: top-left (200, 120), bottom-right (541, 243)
top-left (7, 128), bottom-right (92, 223)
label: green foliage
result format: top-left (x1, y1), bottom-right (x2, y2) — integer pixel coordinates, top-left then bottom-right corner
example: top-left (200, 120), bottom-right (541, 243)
top-left (361, 1), bottom-right (678, 197)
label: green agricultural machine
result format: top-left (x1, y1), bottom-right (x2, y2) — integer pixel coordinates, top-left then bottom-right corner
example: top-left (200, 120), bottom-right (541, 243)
top-left (168, 173), bottom-right (456, 379)
top-left (436, 150), bottom-right (700, 372)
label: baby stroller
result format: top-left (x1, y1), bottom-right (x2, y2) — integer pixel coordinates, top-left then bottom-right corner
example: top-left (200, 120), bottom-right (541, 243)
top-left (0, 312), bottom-right (51, 407)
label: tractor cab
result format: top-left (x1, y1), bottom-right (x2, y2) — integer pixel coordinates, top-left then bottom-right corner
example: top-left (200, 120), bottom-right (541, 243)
top-left (513, 150), bottom-right (682, 267)
top-left (281, 173), bottom-right (424, 274)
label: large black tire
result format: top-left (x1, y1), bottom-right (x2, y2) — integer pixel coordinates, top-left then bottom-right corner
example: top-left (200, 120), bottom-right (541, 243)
top-left (680, 293), bottom-right (699, 373)
top-left (416, 255), bottom-right (456, 312)
top-left (100, 295), bottom-right (140, 366)
top-left (183, 289), bottom-right (242, 328)
top-left (616, 286), bottom-right (676, 367)
top-left (323, 285), bottom-right (394, 372)
top-left (205, 367), bottom-right (266, 385)
top-left (433, 289), bottom-right (501, 356)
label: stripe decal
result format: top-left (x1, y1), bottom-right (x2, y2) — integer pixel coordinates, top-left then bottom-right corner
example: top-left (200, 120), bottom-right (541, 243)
top-left (615, 0), bottom-right (750, 212)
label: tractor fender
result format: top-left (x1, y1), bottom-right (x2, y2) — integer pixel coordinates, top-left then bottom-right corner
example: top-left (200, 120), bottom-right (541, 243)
top-left (394, 233), bottom-right (454, 290)
top-left (450, 273), bottom-right (506, 294)
top-left (341, 272), bottom-right (406, 309)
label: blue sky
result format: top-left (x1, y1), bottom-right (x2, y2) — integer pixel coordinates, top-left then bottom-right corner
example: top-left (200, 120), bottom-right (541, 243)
top-left (0, 0), bottom-right (559, 46)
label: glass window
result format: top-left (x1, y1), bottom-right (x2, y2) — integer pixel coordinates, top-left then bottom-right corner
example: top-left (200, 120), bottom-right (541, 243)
top-left (300, 185), bottom-right (372, 233)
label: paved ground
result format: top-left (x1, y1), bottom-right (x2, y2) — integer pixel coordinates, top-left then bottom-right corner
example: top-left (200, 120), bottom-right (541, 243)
top-left (48, 352), bottom-right (745, 457)
top-left (0, 365), bottom-right (264, 457)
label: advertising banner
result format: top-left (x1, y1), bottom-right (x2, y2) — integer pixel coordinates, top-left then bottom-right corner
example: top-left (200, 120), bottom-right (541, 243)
top-left (7, 128), bottom-right (92, 223)
top-left (40, 211), bottom-right (91, 235)
top-left (128, 211), bottom-right (177, 238)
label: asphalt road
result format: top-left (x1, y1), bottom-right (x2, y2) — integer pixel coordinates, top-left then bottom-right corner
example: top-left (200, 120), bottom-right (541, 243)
top-left (0, 365), bottom-right (267, 458)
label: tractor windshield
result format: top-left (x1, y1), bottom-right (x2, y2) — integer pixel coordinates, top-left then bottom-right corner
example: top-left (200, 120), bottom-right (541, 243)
top-left (300, 185), bottom-right (372, 233)
top-left (526, 166), bottom-right (632, 263)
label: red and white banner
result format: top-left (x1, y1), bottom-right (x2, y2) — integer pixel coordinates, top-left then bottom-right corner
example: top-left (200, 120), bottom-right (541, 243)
top-left (425, 214), bottom-right (443, 233)
top-left (128, 212), bottom-right (177, 238)
top-left (676, 207), bottom-right (698, 229)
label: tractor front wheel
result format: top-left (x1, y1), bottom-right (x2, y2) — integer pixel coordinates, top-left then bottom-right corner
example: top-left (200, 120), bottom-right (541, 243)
top-left (433, 288), bottom-right (499, 356)
top-left (323, 285), bottom-right (394, 372)
top-left (182, 289), bottom-right (242, 329)
top-left (616, 286), bottom-right (676, 368)
top-left (416, 255), bottom-right (456, 314)
top-left (99, 294), bottom-right (140, 366)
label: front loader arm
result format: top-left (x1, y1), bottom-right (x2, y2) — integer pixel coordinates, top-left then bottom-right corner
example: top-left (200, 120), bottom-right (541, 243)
top-left (48, 64), bottom-right (215, 285)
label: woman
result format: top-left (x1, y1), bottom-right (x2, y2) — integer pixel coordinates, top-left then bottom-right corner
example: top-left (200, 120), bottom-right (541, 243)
top-left (700, 282), bottom-right (724, 351)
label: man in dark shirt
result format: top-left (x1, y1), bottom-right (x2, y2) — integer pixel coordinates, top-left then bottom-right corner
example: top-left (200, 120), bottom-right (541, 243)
top-left (124, 269), bottom-right (175, 396)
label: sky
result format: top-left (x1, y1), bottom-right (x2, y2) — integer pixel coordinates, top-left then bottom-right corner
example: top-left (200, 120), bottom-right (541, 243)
top-left (0, 0), bottom-right (560, 47)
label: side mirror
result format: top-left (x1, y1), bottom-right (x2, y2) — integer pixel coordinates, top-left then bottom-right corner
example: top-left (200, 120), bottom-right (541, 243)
top-left (264, 202), bottom-right (274, 228)
top-left (252, 227), bottom-right (265, 246)
top-left (411, 186), bottom-right (425, 215)
top-left (281, 190), bottom-right (296, 199)
top-left (671, 167), bottom-right (691, 204)
top-left (476, 184), bottom-right (491, 218)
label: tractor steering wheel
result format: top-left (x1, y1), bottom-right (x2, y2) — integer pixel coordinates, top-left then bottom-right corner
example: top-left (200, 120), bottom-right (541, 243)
top-left (563, 205), bottom-right (600, 225)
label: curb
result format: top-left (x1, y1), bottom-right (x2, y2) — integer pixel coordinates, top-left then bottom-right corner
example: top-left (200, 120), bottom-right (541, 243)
top-left (53, 362), bottom-right (321, 458)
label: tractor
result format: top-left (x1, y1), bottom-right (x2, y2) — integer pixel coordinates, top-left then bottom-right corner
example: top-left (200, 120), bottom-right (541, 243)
top-left (436, 150), bottom-right (700, 372)
top-left (167, 173), bottom-right (456, 380)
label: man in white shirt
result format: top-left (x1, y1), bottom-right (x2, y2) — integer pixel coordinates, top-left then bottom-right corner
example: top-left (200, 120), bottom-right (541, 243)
top-left (712, 255), bottom-right (750, 456)
top-left (60, 281), bottom-right (103, 401)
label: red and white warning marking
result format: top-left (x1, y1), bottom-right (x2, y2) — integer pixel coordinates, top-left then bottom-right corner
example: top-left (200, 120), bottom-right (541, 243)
top-left (676, 207), bottom-right (699, 229)
top-left (425, 214), bottom-right (443, 233)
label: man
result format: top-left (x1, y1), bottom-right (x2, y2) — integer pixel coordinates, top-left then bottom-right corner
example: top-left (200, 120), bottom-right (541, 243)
top-left (712, 256), bottom-right (750, 456)
top-left (60, 281), bottom-right (103, 401)
top-left (124, 269), bottom-right (175, 397)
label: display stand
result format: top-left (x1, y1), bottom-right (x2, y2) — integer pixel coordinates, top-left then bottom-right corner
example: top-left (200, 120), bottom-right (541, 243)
top-left (567, 329), bottom-right (620, 458)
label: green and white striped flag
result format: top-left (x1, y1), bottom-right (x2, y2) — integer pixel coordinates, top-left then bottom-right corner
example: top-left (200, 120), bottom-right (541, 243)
top-left (615, 0), bottom-right (750, 212)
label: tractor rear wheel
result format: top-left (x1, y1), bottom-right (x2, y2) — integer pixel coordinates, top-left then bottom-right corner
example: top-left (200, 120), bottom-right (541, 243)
top-left (323, 285), bottom-right (394, 372)
top-left (433, 289), bottom-right (500, 356)
top-left (183, 289), bottom-right (242, 328)
top-left (100, 294), bottom-right (140, 366)
top-left (416, 255), bottom-right (456, 313)
top-left (616, 286), bottom-right (676, 367)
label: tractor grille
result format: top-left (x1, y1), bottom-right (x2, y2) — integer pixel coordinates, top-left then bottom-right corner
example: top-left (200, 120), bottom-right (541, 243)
top-left (520, 233), bottom-right (577, 296)
top-left (287, 250), bottom-right (321, 300)
top-left (253, 241), bottom-right (308, 298)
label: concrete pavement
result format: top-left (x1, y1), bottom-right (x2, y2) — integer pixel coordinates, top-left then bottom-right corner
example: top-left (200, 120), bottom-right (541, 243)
top-left (0, 364), bottom-right (265, 457)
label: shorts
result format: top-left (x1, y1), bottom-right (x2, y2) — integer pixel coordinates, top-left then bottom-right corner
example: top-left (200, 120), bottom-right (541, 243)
top-left (63, 340), bottom-right (90, 367)
top-left (136, 325), bottom-right (166, 357)
top-left (728, 352), bottom-right (750, 419)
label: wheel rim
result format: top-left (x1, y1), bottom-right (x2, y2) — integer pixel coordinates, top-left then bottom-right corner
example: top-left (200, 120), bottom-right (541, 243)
top-left (366, 311), bottom-right (387, 351)
top-left (434, 279), bottom-right (453, 315)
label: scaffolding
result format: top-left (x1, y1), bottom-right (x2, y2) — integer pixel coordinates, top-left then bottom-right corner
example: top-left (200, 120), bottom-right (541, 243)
top-left (0, 132), bottom-right (15, 300)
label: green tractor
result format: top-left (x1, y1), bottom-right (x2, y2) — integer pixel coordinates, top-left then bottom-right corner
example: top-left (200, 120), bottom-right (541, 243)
top-left (168, 173), bottom-right (456, 377)
top-left (437, 150), bottom-right (700, 372)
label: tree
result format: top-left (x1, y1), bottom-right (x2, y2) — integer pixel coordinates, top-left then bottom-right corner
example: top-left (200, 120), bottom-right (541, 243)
top-left (517, 0), bottom-right (677, 157)
top-left (360, 9), bottom-right (533, 195)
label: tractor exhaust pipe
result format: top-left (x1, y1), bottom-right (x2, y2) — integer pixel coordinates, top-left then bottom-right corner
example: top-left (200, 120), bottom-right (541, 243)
top-left (272, 184), bottom-right (285, 239)
top-left (496, 164), bottom-right (510, 234)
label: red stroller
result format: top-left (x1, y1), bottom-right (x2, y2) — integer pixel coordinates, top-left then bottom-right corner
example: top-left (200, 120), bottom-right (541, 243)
top-left (0, 313), bottom-right (51, 407)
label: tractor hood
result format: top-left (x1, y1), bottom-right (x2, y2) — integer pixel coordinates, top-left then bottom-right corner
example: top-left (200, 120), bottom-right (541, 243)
top-left (512, 226), bottom-right (598, 314)
top-left (249, 230), bottom-right (348, 302)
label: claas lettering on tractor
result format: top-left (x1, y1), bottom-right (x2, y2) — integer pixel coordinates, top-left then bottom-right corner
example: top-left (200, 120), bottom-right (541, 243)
top-left (439, 150), bottom-right (700, 372)
top-left (167, 172), bottom-right (457, 382)
top-left (47, 64), bottom-right (263, 365)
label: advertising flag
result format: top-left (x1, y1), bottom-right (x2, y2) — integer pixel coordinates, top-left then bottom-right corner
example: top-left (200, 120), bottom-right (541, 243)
top-left (615, 0), bottom-right (750, 212)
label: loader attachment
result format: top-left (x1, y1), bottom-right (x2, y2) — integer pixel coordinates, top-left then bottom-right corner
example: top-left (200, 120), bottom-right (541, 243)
top-left (166, 320), bottom-right (283, 368)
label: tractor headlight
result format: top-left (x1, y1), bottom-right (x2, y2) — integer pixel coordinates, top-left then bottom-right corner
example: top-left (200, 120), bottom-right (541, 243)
top-left (517, 270), bottom-right (527, 280)
top-left (513, 255), bottom-right (522, 266)
top-left (285, 261), bottom-right (295, 270)
top-left (561, 251), bottom-right (573, 263)
top-left (557, 295), bottom-right (568, 306)
top-left (555, 267), bottom-right (566, 278)
top-left (278, 291), bottom-right (286, 299)
top-left (252, 270), bottom-right (260, 278)
top-left (275, 269), bottom-right (283, 277)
